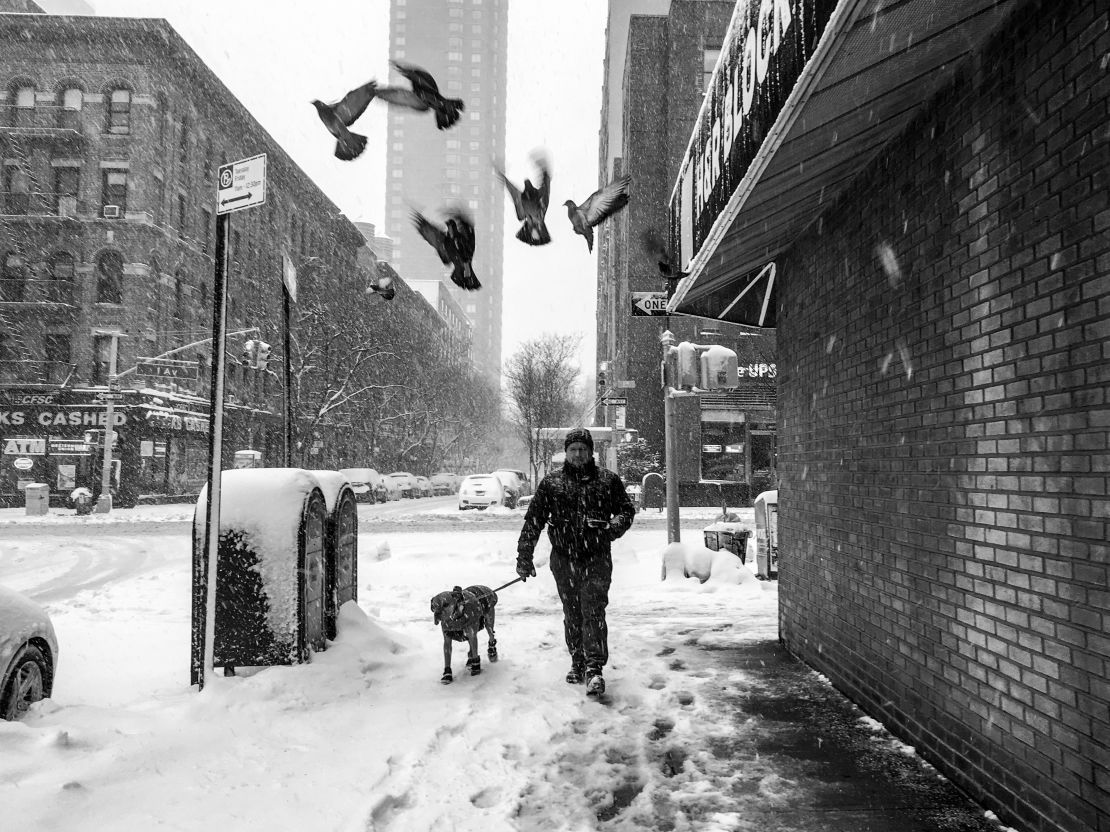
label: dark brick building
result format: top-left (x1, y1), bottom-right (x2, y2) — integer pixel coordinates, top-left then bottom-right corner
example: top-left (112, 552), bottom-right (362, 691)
top-left (669, 0), bottom-right (1109, 829)
top-left (0, 13), bottom-right (460, 504)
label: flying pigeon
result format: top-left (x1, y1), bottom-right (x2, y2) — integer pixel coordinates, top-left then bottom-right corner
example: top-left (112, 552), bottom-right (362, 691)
top-left (496, 151), bottom-right (552, 246)
top-left (412, 208), bottom-right (480, 291)
top-left (367, 271), bottom-right (395, 301)
top-left (373, 60), bottom-right (464, 130)
top-left (311, 80), bottom-right (377, 161)
top-left (564, 174), bottom-right (632, 253)
top-left (640, 228), bottom-right (687, 281)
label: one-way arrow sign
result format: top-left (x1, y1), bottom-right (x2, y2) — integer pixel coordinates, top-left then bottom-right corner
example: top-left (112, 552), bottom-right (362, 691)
top-left (631, 291), bottom-right (669, 317)
top-left (216, 154), bottom-right (267, 215)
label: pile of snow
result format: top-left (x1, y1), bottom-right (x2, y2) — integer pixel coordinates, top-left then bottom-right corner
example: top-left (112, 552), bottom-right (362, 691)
top-left (659, 541), bottom-right (760, 590)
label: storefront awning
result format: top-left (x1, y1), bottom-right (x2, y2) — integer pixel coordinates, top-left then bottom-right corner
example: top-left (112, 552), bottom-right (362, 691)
top-left (668, 0), bottom-right (1019, 326)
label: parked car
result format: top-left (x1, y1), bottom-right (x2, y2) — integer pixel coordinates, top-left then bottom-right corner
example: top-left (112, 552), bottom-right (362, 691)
top-left (490, 470), bottom-right (524, 508)
top-left (414, 476), bottom-right (434, 498)
top-left (493, 468), bottom-right (532, 497)
top-left (430, 472), bottom-right (460, 495)
top-left (1, 585), bottom-right (58, 721)
top-left (339, 468), bottom-right (387, 503)
top-left (458, 474), bottom-right (505, 511)
top-left (377, 472), bottom-right (402, 501)
top-left (388, 472), bottom-right (419, 498)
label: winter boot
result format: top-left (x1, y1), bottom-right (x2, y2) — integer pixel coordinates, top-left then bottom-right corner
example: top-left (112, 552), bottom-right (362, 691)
top-left (487, 640), bottom-right (499, 663)
top-left (586, 671), bottom-right (605, 696)
top-left (566, 661), bottom-right (586, 684)
top-left (467, 656), bottom-right (482, 676)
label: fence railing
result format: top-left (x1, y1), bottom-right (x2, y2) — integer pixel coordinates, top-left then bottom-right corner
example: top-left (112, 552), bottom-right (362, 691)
top-left (1, 191), bottom-right (88, 218)
top-left (1, 104), bottom-right (83, 131)
top-left (0, 278), bottom-right (76, 305)
top-left (0, 360), bottom-right (76, 384)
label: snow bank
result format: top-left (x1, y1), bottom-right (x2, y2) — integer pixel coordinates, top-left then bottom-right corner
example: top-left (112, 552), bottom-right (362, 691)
top-left (659, 541), bottom-right (760, 589)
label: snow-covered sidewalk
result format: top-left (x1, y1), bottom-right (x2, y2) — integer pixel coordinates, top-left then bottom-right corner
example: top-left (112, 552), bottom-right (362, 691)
top-left (0, 519), bottom-right (1006, 831)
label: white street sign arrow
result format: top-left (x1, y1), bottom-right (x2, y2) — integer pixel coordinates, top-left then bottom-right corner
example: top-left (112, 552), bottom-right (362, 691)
top-left (216, 154), bottom-right (267, 215)
top-left (631, 291), bottom-right (669, 317)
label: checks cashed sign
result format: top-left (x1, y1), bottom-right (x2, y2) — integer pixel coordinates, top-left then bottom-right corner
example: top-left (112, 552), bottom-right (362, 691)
top-left (671, 0), bottom-right (836, 270)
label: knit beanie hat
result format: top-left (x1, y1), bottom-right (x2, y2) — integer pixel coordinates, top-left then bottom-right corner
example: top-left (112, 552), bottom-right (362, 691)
top-left (564, 427), bottom-right (594, 452)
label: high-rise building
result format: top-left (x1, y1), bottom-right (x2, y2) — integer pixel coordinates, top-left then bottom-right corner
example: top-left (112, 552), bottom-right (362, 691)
top-left (384, 0), bottom-right (508, 382)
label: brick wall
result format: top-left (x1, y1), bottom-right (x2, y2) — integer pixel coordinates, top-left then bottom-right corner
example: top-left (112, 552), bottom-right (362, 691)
top-left (777, 1), bottom-right (1109, 830)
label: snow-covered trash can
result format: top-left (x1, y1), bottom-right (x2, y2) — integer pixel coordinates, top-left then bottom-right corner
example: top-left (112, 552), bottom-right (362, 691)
top-left (192, 469), bottom-right (329, 673)
top-left (703, 521), bottom-right (750, 564)
top-left (311, 470), bottom-right (359, 641)
top-left (23, 483), bottom-right (49, 516)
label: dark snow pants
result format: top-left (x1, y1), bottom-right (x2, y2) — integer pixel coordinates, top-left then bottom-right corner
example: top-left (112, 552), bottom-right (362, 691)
top-left (549, 551), bottom-right (612, 672)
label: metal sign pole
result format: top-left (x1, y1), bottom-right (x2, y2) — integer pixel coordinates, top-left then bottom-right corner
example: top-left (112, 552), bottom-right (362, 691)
top-left (195, 211), bottom-right (231, 690)
top-left (282, 282), bottom-right (293, 468)
top-left (93, 331), bottom-right (122, 514)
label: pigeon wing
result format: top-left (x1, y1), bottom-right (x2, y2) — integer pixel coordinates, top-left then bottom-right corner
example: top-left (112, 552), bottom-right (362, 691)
top-left (496, 167), bottom-right (527, 221)
top-left (412, 211), bottom-right (452, 265)
top-left (446, 211), bottom-right (476, 260)
top-left (373, 85), bottom-right (427, 110)
top-left (535, 156), bottom-right (551, 213)
top-left (578, 174), bottom-right (632, 227)
top-left (391, 60), bottom-right (441, 97)
top-left (333, 81), bottom-right (377, 126)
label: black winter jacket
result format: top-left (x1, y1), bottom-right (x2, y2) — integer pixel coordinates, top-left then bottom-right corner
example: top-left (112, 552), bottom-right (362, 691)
top-left (516, 459), bottom-right (636, 564)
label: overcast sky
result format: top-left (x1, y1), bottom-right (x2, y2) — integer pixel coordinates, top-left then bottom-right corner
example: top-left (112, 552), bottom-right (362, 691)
top-left (88, 0), bottom-right (608, 376)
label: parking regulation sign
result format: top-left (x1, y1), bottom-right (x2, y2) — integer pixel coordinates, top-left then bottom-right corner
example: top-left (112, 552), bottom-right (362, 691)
top-left (216, 154), bottom-right (267, 215)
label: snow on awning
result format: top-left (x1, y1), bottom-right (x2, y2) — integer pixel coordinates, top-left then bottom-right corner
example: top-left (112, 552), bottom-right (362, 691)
top-left (667, 0), bottom-right (1020, 326)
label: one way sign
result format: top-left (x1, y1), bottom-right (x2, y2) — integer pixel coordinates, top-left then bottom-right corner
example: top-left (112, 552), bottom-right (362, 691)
top-left (631, 291), bottom-right (669, 317)
top-left (216, 154), bottom-right (267, 215)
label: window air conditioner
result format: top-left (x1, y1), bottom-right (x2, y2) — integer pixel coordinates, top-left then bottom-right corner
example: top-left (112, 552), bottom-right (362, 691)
top-left (102, 204), bottom-right (120, 219)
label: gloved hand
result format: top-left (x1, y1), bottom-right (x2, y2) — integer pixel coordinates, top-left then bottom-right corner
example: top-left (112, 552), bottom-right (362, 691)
top-left (516, 558), bottom-right (537, 581)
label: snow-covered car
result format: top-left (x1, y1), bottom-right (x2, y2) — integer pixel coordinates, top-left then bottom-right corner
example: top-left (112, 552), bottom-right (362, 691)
top-left (493, 468), bottom-right (531, 497)
top-left (490, 470), bottom-right (523, 508)
top-left (430, 472), bottom-right (460, 495)
top-left (458, 474), bottom-right (505, 511)
top-left (377, 473), bottom-right (402, 501)
top-left (414, 476), bottom-right (434, 498)
top-left (0, 585), bottom-right (58, 721)
top-left (339, 468), bottom-right (387, 503)
top-left (387, 472), bottom-right (419, 498)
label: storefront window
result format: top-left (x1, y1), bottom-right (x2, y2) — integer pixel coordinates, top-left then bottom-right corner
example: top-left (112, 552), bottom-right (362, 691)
top-left (700, 418), bottom-right (746, 482)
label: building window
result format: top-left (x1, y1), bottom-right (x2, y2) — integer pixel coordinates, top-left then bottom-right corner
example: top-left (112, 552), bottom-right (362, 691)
top-left (1, 252), bottom-right (26, 302)
top-left (703, 48), bottom-right (720, 92)
top-left (106, 88), bottom-right (131, 134)
top-left (52, 166), bottom-right (79, 216)
top-left (156, 94), bottom-right (168, 144)
top-left (59, 86), bottom-right (82, 129)
top-left (92, 335), bottom-right (111, 384)
top-left (96, 250), bottom-right (124, 304)
top-left (177, 193), bottom-right (187, 237)
top-left (50, 251), bottom-right (75, 280)
top-left (152, 175), bottom-right (165, 225)
top-left (12, 84), bottom-right (34, 127)
top-left (470, 54), bottom-right (481, 63)
top-left (173, 273), bottom-right (186, 319)
top-left (448, 51), bottom-right (462, 61)
top-left (44, 334), bottom-right (71, 370)
top-left (449, 37), bottom-right (462, 48)
top-left (4, 165), bottom-right (29, 214)
top-left (101, 169), bottom-right (128, 215)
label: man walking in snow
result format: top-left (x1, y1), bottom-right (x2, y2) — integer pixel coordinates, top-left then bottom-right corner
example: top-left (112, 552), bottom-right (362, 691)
top-left (516, 428), bottom-right (636, 695)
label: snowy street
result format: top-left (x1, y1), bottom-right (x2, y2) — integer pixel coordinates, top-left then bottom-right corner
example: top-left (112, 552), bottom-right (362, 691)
top-left (0, 504), bottom-right (1003, 832)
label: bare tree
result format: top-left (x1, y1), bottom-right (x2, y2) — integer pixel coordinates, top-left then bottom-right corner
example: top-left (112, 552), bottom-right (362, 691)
top-left (504, 333), bottom-right (582, 484)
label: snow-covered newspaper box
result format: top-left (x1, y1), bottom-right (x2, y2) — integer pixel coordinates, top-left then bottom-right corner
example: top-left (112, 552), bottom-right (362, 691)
top-left (702, 520), bottom-right (750, 564)
top-left (192, 469), bottom-right (328, 672)
top-left (753, 489), bottom-right (779, 580)
top-left (310, 470), bottom-right (359, 641)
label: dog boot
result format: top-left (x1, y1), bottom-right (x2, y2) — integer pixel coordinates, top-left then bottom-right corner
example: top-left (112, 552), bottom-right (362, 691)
top-left (586, 672), bottom-right (605, 696)
top-left (487, 645), bottom-right (499, 663)
top-left (441, 668), bottom-right (453, 685)
top-left (565, 663), bottom-right (586, 684)
top-left (467, 656), bottom-right (482, 676)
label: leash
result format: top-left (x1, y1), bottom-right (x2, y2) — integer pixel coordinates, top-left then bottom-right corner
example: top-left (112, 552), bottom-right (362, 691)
top-left (466, 576), bottom-right (525, 603)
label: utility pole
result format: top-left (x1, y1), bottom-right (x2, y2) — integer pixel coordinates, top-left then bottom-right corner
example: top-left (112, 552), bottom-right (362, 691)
top-left (93, 329), bottom-right (125, 514)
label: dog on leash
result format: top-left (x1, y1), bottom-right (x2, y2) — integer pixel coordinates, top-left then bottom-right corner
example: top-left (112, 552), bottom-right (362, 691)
top-left (429, 585), bottom-right (498, 684)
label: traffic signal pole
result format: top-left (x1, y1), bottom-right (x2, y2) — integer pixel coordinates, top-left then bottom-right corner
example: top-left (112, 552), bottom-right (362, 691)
top-left (93, 330), bottom-right (123, 514)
